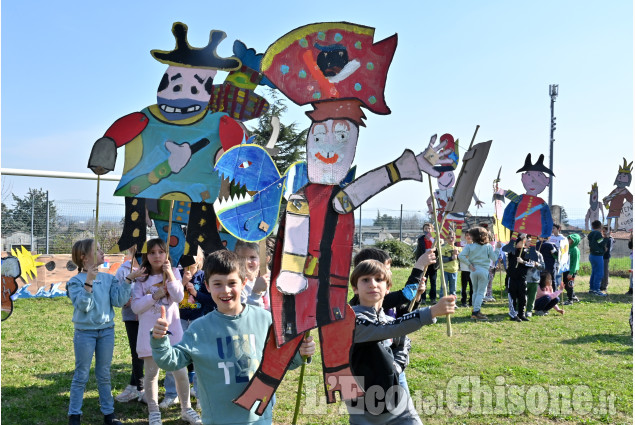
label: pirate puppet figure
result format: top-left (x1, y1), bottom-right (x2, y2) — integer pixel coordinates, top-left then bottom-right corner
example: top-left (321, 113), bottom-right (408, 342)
top-left (425, 134), bottom-right (485, 239)
top-left (87, 23), bottom-right (270, 264)
top-left (501, 154), bottom-right (554, 244)
top-left (603, 158), bottom-right (633, 232)
top-left (233, 22), bottom-right (454, 414)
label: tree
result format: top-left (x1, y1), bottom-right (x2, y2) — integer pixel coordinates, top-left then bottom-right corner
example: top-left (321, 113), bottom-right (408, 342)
top-left (248, 88), bottom-right (309, 173)
top-left (560, 207), bottom-right (570, 226)
top-left (1, 188), bottom-right (59, 237)
top-left (374, 211), bottom-right (398, 229)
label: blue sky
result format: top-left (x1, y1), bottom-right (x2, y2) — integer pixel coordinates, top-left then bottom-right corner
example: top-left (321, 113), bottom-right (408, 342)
top-left (1, 1), bottom-right (633, 221)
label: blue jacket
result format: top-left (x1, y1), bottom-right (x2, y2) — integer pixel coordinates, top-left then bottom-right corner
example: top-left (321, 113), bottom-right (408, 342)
top-left (67, 272), bottom-right (131, 330)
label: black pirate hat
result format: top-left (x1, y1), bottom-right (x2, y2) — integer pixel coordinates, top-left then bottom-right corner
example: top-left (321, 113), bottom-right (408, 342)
top-left (516, 153), bottom-right (555, 177)
top-left (151, 22), bottom-right (241, 71)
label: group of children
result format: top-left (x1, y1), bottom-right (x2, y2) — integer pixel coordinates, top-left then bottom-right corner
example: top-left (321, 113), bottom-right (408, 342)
top-left (66, 215), bottom-right (621, 424)
top-left (415, 221), bottom-right (592, 322)
top-left (65, 232), bottom-right (459, 425)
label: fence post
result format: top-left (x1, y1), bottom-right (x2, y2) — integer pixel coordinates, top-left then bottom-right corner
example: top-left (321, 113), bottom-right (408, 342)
top-left (30, 194), bottom-right (34, 252)
top-left (399, 204), bottom-right (403, 242)
top-left (358, 205), bottom-right (362, 248)
top-left (46, 191), bottom-right (50, 254)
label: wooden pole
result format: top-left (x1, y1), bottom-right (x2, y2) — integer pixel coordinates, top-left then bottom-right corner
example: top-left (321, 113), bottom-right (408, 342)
top-left (164, 200), bottom-right (175, 282)
top-left (292, 331), bottom-right (311, 424)
top-left (94, 175), bottom-right (101, 264)
top-left (428, 175), bottom-right (452, 337)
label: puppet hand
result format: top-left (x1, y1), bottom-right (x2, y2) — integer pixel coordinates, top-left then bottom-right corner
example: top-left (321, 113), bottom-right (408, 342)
top-left (152, 306), bottom-right (170, 339)
top-left (415, 134), bottom-right (455, 178)
top-left (276, 271), bottom-right (308, 295)
top-left (166, 140), bottom-right (192, 173)
top-left (475, 200), bottom-right (485, 208)
top-left (88, 137), bottom-right (117, 175)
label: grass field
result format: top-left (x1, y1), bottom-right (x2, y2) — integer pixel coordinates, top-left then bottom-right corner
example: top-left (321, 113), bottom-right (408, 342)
top-left (1, 271), bottom-right (632, 424)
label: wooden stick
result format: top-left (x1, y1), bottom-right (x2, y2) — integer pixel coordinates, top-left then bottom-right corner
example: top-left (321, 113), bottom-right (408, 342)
top-left (428, 175), bottom-right (452, 337)
top-left (94, 175), bottom-right (101, 264)
top-left (164, 200), bottom-right (175, 282)
top-left (292, 331), bottom-right (311, 425)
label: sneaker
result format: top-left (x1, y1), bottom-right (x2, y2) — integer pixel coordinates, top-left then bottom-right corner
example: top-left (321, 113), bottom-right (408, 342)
top-left (563, 300), bottom-right (573, 306)
top-left (571, 296), bottom-right (580, 303)
top-left (115, 385), bottom-right (140, 403)
top-left (148, 411), bottom-right (162, 425)
top-left (471, 312), bottom-right (488, 321)
top-left (460, 302), bottom-right (468, 308)
top-left (181, 408), bottom-right (202, 425)
top-left (138, 390), bottom-right (146, 404)
top-left (525, 311), bottom-right (532, 318)
top-left (159, 395), bottom-right (179, 409)
top-left (520, 315), bottom-right (530, 321)
top-left (594, 290), bottom-right (608, 297)
top-left (534, 310), bottom-right (548, 316)
top-left (510, 315), bottom-right (522, 322)
top-left (68, 414), bottom-right (81, 425)
top-left (483, 296), bottom-right (496, 302)
top-left (103, 413), bottom-right (123, 425)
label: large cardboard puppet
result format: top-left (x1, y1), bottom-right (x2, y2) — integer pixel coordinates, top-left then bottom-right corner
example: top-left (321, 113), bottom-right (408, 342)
top-left (501, 153), bottom-right (554, 241)
top-left (585, 182), bottom-right (605, 231)
top-left (232, 22), bottom-right (453, 415)
top-left (87, 23), bottom-right (270, 263)
top-left (603, 158), bottom-right (633, 232)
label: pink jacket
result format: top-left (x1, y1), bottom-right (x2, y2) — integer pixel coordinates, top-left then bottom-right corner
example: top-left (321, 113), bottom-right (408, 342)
top-left (131, 268), bottom-right (183, 358)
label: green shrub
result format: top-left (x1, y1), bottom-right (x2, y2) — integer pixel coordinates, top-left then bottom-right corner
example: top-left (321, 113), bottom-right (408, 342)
top-left (374, 240), bottom-right (414, 267)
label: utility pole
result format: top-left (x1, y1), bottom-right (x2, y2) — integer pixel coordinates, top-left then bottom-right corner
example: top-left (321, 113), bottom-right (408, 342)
top-left (548, 84), bottom-right (558, 206)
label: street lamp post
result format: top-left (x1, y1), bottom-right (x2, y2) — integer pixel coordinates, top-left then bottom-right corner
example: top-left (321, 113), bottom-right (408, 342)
top-left (548, 84), bottom-right (558, 206)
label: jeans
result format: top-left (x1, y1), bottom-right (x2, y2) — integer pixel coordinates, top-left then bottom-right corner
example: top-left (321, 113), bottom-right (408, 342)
top-left (69, 326), bottom-right (115, 416)
top-left (471, 266), bottom-right (490, 313)
top-left (398, 371), bottom-right (410, 395)
top-left (589, 254), bottom-right (604, 292)
top-left (440, 272), bottom-right (457, 297)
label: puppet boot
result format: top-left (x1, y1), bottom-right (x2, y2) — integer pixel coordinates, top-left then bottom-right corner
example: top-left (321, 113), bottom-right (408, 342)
top-left (233, 372), bottom-right (277, 416)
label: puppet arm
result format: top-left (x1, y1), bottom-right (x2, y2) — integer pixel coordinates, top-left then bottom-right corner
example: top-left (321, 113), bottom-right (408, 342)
top-left (473, 193), bottom-right (485, 208)
top-left (275, 191), bottom-right (310, 295)
top-left (332, 150), bottom-right (423, 214)
top-left (88, 112), bottom-right (149, 175)
top-left (504, 189), bottom-right (521, 204)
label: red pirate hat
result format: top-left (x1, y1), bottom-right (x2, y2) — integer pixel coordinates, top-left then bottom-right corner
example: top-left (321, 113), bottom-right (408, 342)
top-left (261, 22), bottom-right (397, 115)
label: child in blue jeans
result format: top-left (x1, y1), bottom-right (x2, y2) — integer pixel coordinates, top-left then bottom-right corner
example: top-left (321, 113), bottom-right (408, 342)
top-left (459, 227), bottom-right (502, 321)
top-left (66, 239), bottom-right (134, 425)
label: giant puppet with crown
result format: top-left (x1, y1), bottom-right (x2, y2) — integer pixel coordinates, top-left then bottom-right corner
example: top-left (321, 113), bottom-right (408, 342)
top-left (218, 22), bottom-right (455, 414)
top-left (86, 23), bottom-right (273, 264)
top-left (603, 158), bottom-right (633, 232)
top-left (501, 153), bottom-right (555, 242)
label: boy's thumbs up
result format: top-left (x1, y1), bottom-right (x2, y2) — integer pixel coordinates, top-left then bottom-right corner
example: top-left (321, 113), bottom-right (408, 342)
top-left (152, 306), bottom-right (170, 339)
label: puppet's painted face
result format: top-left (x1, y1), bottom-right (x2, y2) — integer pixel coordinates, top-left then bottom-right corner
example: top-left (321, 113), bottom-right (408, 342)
top-left (590, 188), bottom-right (598, 204)
top-left (157, 65), bottom-right (216, 121)
top-left (306, 119), bottom-right (358, 184)
top-left (437, 171), bottom-right (455, 190)
top-left (615, 172), bottom-right (631, 188)
top-left (521, 171), bottom-right (549, 196)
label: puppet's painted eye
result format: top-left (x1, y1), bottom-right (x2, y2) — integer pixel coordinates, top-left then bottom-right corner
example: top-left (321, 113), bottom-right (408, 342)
top-left (239, 161), bottom-right (252, 169)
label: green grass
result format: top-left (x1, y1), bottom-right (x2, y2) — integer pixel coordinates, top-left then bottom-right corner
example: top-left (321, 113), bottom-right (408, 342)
top-left (2, 272), bottom-right (632, 424)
